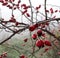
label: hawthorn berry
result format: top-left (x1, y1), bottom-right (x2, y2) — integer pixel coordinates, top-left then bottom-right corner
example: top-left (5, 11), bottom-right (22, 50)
top-left (37, 29), bottom-right (42, 37)
top-left (42, 33), bottom-right (45, 37)
top-left (36, 39), bottom-right (44, 48)
top-left (9, 17), bottom-right (16, 22)
top-left (45, 10), bottom-right (49, 13)
top-left (34, 23), bottom-right (38, 28)
top-left (20, 54), bottom-right (25, 58)
top-left (22, 10), bottom-right (27, 15)
top-left (21, 4), bottom-right (26, 8)
top-left (29, 25), bottom-right (36, 31)
top-left (26, 13), bottom-right (30, 17)
top-left (45, 22), bottom-right (49, 26)
top-left (15, 22), bottom-right (19, 26)
top-left (24, 38), bottom-right (28, 42)
top-left (50, 8), bottom-right (53, 13)
top-left (2, 3), bottom-right (8, 6)
top-left (0, 56), bottom-right (2, 58)
top-left (44, 40), bottom-right (51, 46)
top-left (55, 10), bottom-right (58, 13)
top-left (32, 34), bottom-right (37, 40)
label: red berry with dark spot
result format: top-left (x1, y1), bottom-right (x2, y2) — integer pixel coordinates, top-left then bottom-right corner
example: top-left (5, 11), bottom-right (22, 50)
top-left (37, 29), bottom-right (42, 36)
top-left (32, 34), bottom-right (37, 40)
top-left (36, 39), bottom-right (44, 48)
top-left (44, 40), bottom-right (51, 46)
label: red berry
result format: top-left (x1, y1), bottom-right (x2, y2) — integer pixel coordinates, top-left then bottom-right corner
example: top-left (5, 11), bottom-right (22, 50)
top-left (21, 4), bottom-right (26, 8)
top-left (20, 54), bottom-right (25, 58)
top-left (44, 40), bottom-right (51, 46)
top-left (22, 10), bottom-right (27, 15)
top-left (36, 39), bottom-right (44, 48)
top-left (26, 13), bottom-right (30, 17)
top-left (9, 17), bottom-right (16, 22)
top-left (37, 29), bottom-right (42, 36)
top-left (55, 10), bottom-right (58, 12)
top-left (2, 3), bottom-right (8, 6)
top-left (44, 47), bottom-right (49, 52)
top-left (50, 8), bottom-right (53, 13)
top-left (32, 34), bottom-right (37, 40)
top-left (15, 22), bottom-right (19, 26)
top-left (34, 23), bottom-right (38, 28)
top-left (45, 10), bottom-right (49, 13)
top-left (24, 38), bottom-right (28, 42)
top-left (42, 33), bottom-right (45, 37)
top-left (0, 56), bottom-right (2, 58)
top-left (45, 22), bottom-right (49, 26)
top-left (29, 25), bottom-right (36, 31)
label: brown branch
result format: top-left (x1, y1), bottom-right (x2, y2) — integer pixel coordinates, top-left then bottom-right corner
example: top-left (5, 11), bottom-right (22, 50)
top-left (0, 25), bottom-right (29, 45)
top-left (0, 18), bottom-right (60, 44)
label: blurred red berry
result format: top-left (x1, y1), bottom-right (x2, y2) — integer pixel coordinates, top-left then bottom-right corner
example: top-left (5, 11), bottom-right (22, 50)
top-left (2, 2), bottom-right (8, 6)
top-left (44, 40), bottom-right (51, 46)
top-left (20, 54), bottom-right (25, 58)
top-left (45, 22), bottom-right (49, 26)
top-left (34, 23), bottom-right (38, 28)
top-left (26, 13), bottom-right (30, 17)
top-left (15, 22), bottom-right (18, 26)
top-left (32, 34), bottom-right (37, 40)
top-left (36, 39), bottom-right (44, 48)
top-left (37, 29), bottom-right (42, 36)
top-left (50, 8), bottom-right (53, 13)
top-left (36, 5), bottom-right (41, 10)
top-left (9, 0), bottom-right (15, 2)
top-left (24, 38), bottom-right (28, 42)
top-left (29, 25), bottom-right (36, 31)
top-left (45, 10), bottom-right (49, 13)
top-left (9, 17), bottom-right (16, 22)
top-left (21, 4), bottom-right (26, 8)
top-left (42, 33), bottom-right (45, 37)
top-left (23, 6), bottom-right (30, 9)
top-left (0, 56), bottom-right (2, 58)
top-left (55, 10), bottom-right (58, 13)
top-left (22, 10), bottom-right (27, 15)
